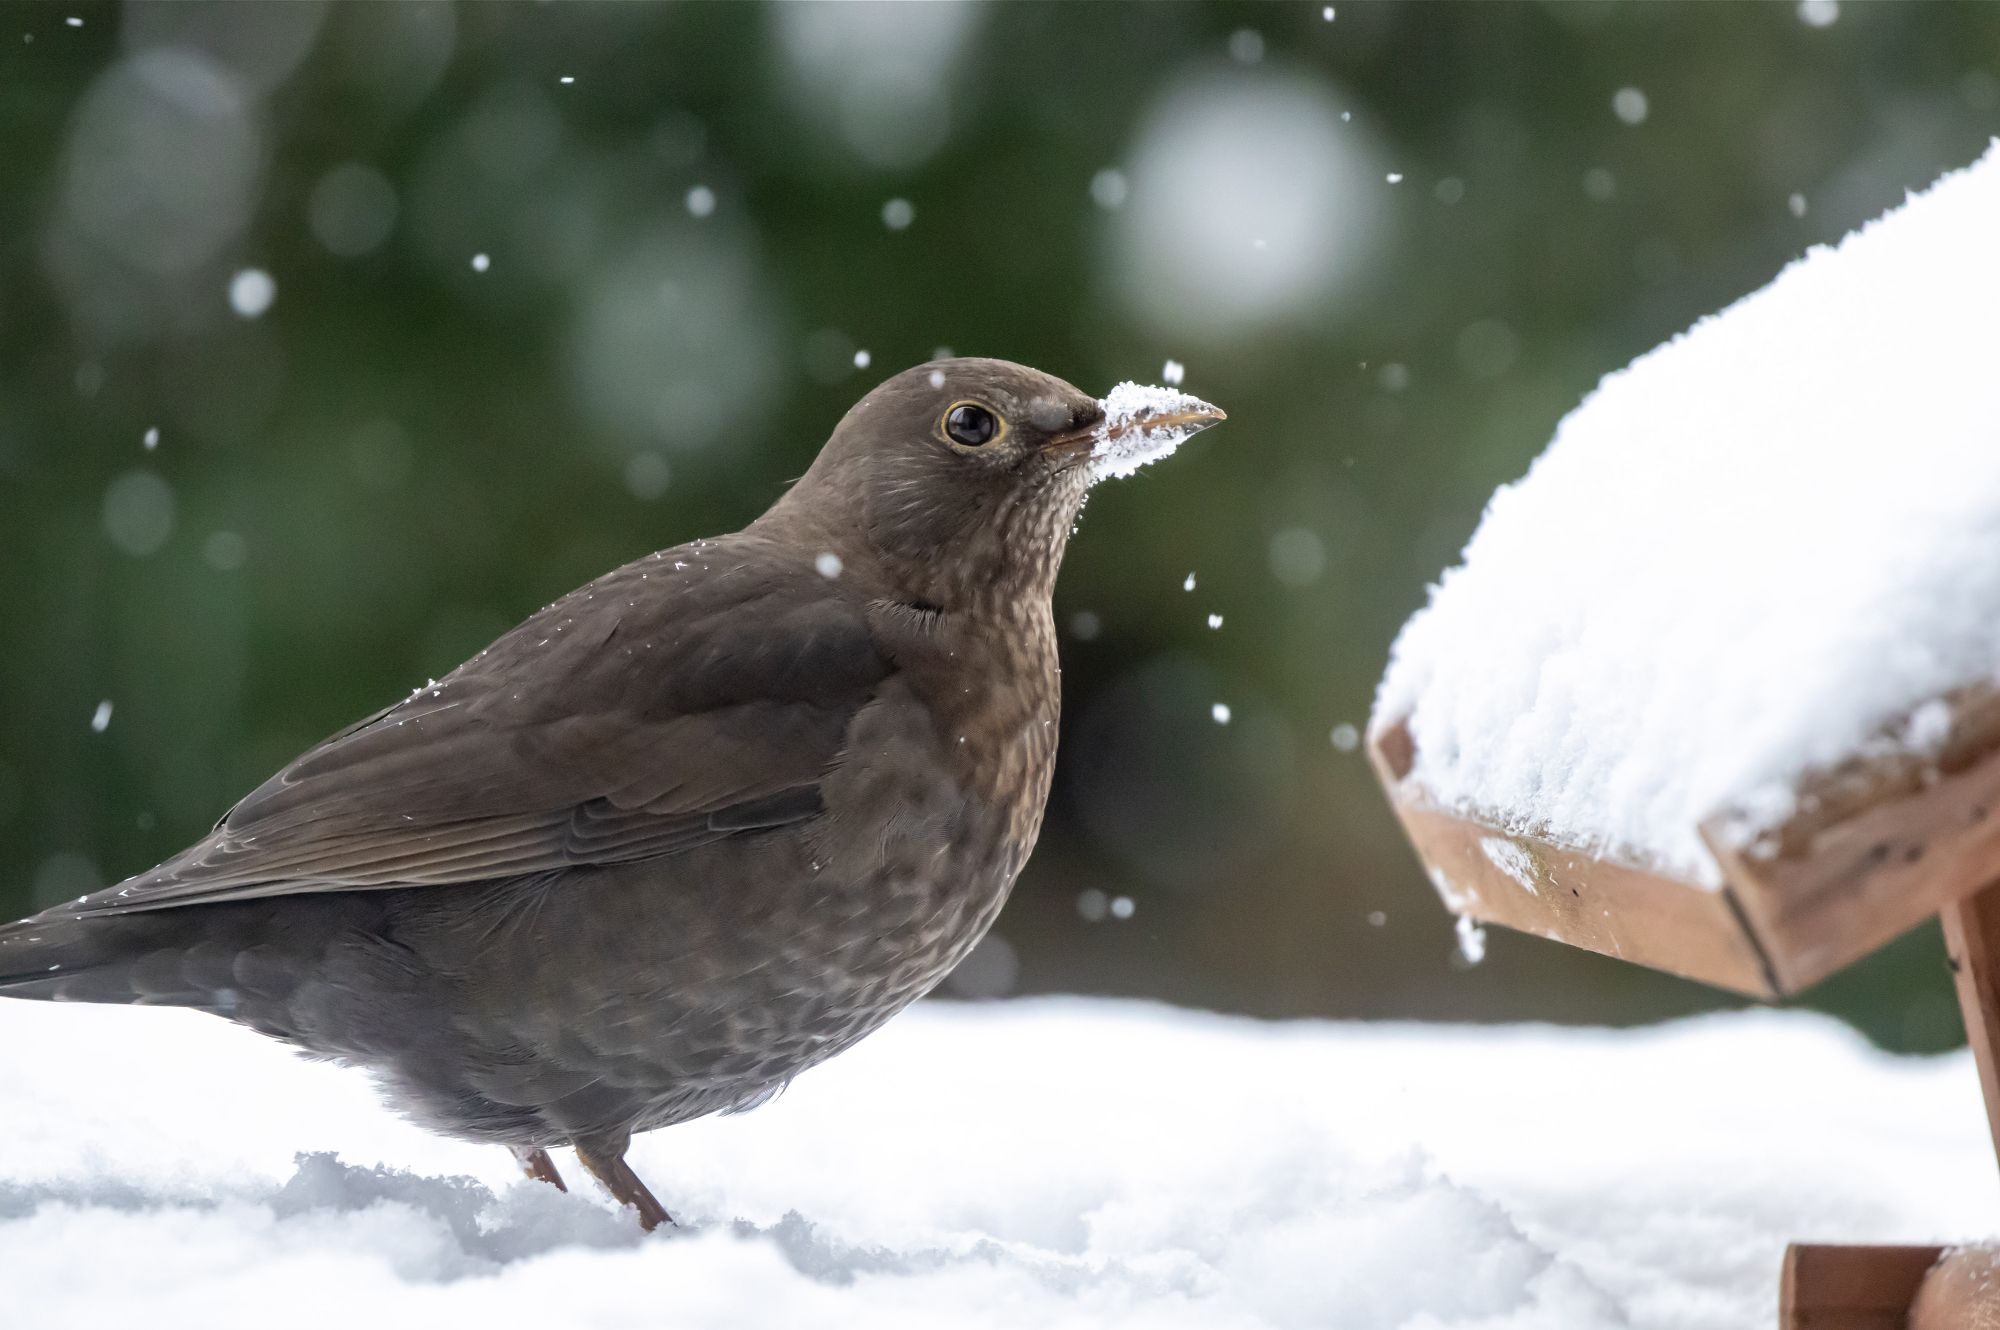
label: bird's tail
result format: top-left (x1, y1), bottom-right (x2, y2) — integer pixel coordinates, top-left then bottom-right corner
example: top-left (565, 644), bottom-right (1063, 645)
top-left (0, 907), bottom-right (211, 1006)
top-left (1, 889), bottom-right (391, 1015)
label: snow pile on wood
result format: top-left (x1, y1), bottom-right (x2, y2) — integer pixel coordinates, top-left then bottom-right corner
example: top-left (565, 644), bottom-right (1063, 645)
top-left (1, 997), bottom-right (1993, 1328)
top-left (1376, 141), bottom-right (2000, 884)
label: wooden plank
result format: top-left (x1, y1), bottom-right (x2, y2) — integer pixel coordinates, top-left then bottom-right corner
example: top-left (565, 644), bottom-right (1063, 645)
top-left (1780, 1243), bottom-right (1942, 1330)
top-left (1942, 883), bottom-right (2000, 1171)
top-left (1382, 798), bottom-right (1778, 998)
top-left (1704, 688), bottom-right (2000, 994)
top-left (1371, 718), bottom-right (1779, 997)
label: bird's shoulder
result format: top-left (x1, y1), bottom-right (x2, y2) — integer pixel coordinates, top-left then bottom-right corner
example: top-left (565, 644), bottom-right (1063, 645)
top-left (462, 530), bottom-right (894, 718)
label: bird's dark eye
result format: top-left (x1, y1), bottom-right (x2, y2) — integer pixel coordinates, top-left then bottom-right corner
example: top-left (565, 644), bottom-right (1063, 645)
top-left (944, 403), bottom-right (1000, 447)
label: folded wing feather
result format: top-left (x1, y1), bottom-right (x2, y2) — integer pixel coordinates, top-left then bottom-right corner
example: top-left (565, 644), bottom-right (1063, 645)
top-left (69, 537), bottom-right (893, 916)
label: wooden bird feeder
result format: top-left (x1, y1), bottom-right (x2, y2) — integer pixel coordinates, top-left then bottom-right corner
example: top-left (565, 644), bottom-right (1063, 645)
top-left (1370, 684), bottom-right (2000, 1327)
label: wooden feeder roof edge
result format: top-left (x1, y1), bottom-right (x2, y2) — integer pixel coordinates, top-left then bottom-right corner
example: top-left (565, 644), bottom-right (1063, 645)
top-left (1369, 684), bottom-right (2000, 1000)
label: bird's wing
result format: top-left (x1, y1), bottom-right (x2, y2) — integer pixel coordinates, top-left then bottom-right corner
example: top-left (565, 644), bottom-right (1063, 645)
top-left (70, 537), bottom-right (895, 916)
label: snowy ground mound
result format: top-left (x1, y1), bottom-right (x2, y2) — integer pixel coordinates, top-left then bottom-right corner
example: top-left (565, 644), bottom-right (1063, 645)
top-left (1, 997), bottom-right (1993, 1328)
top-left (1376, 141), bottom-right (2000, 884)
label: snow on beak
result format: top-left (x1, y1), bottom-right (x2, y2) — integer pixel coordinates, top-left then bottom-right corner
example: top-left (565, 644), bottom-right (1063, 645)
top-left (1048, 382), bottom-right (1227, 481)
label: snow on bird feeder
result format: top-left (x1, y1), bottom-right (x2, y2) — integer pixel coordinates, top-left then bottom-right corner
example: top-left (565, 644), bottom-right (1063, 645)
top-left (1368, 141), bottom-right (2000, 1325)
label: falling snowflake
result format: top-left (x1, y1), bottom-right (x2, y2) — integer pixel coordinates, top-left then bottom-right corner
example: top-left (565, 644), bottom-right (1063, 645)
top-left (228, 269), bottom-right (275, 319)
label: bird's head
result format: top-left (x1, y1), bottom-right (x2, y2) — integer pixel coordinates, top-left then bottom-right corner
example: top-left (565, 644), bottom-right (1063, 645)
top-left (762, 357), bottom-right (1225, 610)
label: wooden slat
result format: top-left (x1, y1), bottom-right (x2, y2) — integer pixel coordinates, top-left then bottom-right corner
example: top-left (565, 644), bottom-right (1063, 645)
top-left (1381, 797), bottom-right (1778, 997)
top-left (1942, 883), bottom-right (2000, 1171)
top-left (1703, 703), bottom-right (2000, 993)
top-left (1781, 1244), bottom-right (1942, 1330)
top-left (1371, 718), bottom-right (1778, 997)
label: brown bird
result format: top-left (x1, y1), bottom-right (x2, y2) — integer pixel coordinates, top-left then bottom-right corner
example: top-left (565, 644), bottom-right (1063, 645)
top-left (0, 358), bottom-right (1222, 1230)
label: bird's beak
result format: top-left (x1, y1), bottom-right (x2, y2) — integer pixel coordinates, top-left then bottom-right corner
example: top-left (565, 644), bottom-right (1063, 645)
top-left (1044, 400), bottom-right (1228, 455)
top-left (1044, 384), bottom-right (1226, 480)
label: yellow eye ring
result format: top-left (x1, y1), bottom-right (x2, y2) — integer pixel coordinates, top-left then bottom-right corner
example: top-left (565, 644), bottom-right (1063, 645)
top-left (941, 401), bottom-right (1005, 448)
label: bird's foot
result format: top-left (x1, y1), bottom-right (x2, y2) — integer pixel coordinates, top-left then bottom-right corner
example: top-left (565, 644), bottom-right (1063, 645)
top-left (574, 1135), bottom-right (676, 1232)
top-left (510, 1144), bottom-right (568, 1193)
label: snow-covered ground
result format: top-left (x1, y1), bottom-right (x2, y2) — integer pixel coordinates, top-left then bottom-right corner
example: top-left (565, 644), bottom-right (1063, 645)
top-left (2, 996), bottom-right (1992, 1328)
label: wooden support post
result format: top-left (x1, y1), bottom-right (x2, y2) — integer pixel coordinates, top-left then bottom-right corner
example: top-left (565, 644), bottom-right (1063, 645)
top-left (1782, 1245), bottom-right (2000, 1329)
top-left (1785, 885), bottom-right (2000, 1326)
top-left (1780, 1244), bottom-right (1940, 1329)
top-left (1941, 881), bottom-right (2000, 1171)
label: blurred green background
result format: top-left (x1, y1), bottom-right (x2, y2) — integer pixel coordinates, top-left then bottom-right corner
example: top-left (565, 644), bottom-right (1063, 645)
top-left (3, 0), bottom-right (1996, 1050)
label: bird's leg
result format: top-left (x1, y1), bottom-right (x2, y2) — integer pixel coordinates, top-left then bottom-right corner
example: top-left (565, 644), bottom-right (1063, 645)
top-left (572, 1134), bottom-right (676, 1232)
top-left (510, 1144), bottom-right (568, 1193)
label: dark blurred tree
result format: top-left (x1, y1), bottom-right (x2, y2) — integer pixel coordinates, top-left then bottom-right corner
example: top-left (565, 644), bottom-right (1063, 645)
top-left (3, 0), bottom-right (1995, 1050)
